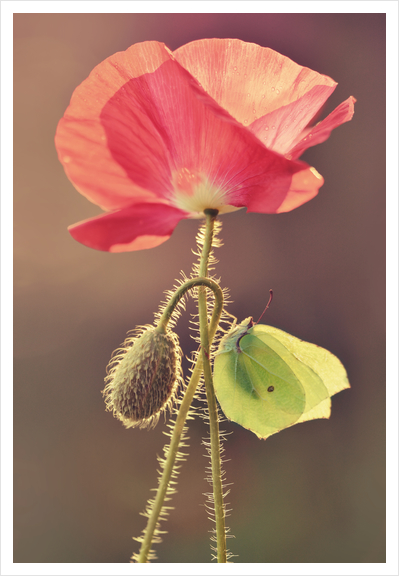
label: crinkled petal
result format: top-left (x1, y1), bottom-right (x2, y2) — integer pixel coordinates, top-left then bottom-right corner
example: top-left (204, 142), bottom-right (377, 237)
top-left (68, 202), bottom-right (188, 252)
top-left (173, 38), bottom-right (337, 127)
top-left (275, 167), bottom-right (324, 213)
top-left (287, 96), bottom-right (356, 159)
top-left (248, 85), bottom-right (336, 155)
top-left (245, 166), bottom-right (324, 214)
top-left (222, 154), bottom-right (318, 214)
top-left (55, 41), bottom-right (176, 211)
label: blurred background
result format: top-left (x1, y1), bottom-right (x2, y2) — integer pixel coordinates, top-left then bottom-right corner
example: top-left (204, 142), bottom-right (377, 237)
top-left (14, 13), bottom-right (385, 564)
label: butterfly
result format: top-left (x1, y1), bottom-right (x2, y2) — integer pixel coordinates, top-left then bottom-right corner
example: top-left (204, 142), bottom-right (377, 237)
top-left (213, 294), bottom-right (349, 440)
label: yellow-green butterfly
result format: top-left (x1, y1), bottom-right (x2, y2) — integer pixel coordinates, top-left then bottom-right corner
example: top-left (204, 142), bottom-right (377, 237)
top-left (213, 295), bottom-right (350, 440)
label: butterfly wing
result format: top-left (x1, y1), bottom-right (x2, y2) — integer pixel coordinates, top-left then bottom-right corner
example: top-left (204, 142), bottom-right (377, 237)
top-left (214, 334), bottom-right (306, 439)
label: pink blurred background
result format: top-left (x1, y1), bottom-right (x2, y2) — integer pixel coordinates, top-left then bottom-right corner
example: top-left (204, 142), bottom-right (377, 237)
top-left (14, 13), bottom-right (385, 563)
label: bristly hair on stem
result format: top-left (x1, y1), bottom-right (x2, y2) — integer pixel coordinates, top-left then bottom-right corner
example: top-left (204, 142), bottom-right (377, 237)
top-left (131, 393), bottom-right (200, 562)
top-left (191, 218), bottom-right (235, 561)
top-left (200, 400), bottom-right (236, 562)
top-left (188, 220), bottom-right (232, 349)
top-left (132, 216), bottom-right (234, 562)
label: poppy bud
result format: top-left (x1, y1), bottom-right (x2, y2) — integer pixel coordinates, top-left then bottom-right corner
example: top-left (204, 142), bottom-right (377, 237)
top-left (103, 326), bottom-right (182, 428)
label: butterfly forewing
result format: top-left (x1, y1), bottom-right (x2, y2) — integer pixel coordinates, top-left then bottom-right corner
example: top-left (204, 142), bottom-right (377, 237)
top-left (247, 328), bottom-right (330, 413)
top-left (214, 335), bottom-right (306, 438)
top-left (240, 334), bottom-right (306, 414)
top-left (255, 325), bottom-right (350, 398)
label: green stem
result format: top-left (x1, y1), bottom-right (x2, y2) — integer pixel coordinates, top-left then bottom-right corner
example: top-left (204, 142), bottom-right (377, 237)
top-left (156, 277), bottom-right (223, 335)
top-left (198, 209), bottom-right (227, 563)
top-left (136, 274), bottom-right (223, 563)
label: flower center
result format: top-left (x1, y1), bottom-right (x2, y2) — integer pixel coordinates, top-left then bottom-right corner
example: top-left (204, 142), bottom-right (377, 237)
top-left (171, 168), bottom-right (241, 217)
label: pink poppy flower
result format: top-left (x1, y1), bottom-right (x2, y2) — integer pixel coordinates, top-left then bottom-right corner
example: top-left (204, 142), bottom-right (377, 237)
top-left (55, 39), bottom-right (355, 252)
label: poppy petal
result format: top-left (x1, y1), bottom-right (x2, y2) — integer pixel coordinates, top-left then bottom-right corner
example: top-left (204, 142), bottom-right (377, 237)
top-left (173, 38), bottom-right (336, 128)
top-left (248, 84), bottom-right (336, 155)
top-left (276, 167), bottom-right (324, 213)
top-left (287, 96), bottom-right (356, 159)
top-left (55, 41), bottom-right (176, 211)
top-left (68, 202), bottom-right (188, 252)
top-left (245, 165), bottom-right (324, 214)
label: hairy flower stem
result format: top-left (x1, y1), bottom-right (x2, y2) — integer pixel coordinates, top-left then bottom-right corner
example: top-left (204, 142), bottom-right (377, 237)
top-left (136, 272), bottom-right (223, 563)
top-left (198, 209), bottom-right (227, 563)
top-left (156, 277), bottom-right (223, 335)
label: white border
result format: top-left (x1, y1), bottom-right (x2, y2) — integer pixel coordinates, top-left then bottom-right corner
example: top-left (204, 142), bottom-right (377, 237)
top-left (2, 2), bottom-right (397, 575)
top-left (2, 0), bottom-right (396, 14)
top-left (385, 3), bottom-right (399, 575)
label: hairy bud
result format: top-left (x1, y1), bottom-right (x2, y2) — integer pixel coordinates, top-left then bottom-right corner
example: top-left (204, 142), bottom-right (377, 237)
top-left (103, 326), bottom-right (182, 428)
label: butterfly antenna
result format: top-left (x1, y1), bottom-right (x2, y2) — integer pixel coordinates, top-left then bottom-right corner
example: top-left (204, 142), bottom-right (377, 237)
top-left (254, 289), bottom-right (273, 325)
